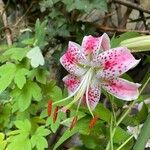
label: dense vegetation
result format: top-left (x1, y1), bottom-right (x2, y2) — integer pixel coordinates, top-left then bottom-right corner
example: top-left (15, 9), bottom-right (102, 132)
top-left (0, 0), bottom-right (150, 150)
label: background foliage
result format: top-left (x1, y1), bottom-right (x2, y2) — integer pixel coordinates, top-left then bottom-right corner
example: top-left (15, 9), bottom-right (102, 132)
top-left (0, 0), bottom-right (150, 150)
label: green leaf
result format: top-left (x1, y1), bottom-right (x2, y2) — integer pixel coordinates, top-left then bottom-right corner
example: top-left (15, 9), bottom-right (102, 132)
top-left (26, 46), bottom-right (45, 68)
top-left (134, 103), bottom-right (148, 123)
top-left (35, 126), bottom-right (50, 136)
top-left (7, 120), bottom-right (32, 150)
top-left (46, 113), bottom-right (60, 133)
top-left (94, 103), bottom-right (111, 123)
top-left (12, 81), bottom-right (42, 111)
top-left (63, 0), bottom-right (107, 12)
top-left (0, 133), bottom-right (7, 150)
top-left (31, 136), bottom-right (48, 150)
top-left (3, 47), bottom-right (29, 61)
top-left (21, 38), bottom-right (35, 45)
top-left (0, 104), bottom-right (11, 128)
top-left (53, 129), bottom-right (76, 150)
top-left (111, 32), bottom-right (140, 48)
top-left (29, 82), bottom-right (42, 101)
top-left (122, 103), bottom-right (148, 126)
top-left (113, 126), bottom-right (130, 143)
top-left (133, 112), bottom-right (150, 150)
top-left (15, 119), bottom-right (31, 132)
top-left (7, 138), bottom-right (32, 150)
top-left (35, 69), bottom-right (49, 84)
top-left (74, 117), bottom-right (90, 135)
top-left (81, 135), bottom-right (97, 149)
top-left (27, 69), bottom-right (48, 84)
top-left (31, 126), bottom-right (50, 150)
top-left (14, 68), bottom-right (29, 89)
top-left (35, 19), bottom-right (47, 47)
top-left (0, 63), bottom-right (16, 93)
top-left (49, 86), bottom-right (62, 102)
top-left (15, 87), bottom-right (32, 112)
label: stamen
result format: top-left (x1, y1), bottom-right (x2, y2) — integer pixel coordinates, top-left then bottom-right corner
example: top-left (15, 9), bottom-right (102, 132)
top-left (89, 115), bottom-right (99, 129)
top-left (47, 100), bottom-right (53, 117)
top-left (76, 95), bottom-right (84, 113)
top-left (66, 109), bottom-right (71, 118)
top-left (65, 68), bottom-right (93, 110)
top-left (53, 68), bottom-right (94, 117)
top-left (70, 116), bottom-right (78, 130)
top-left (53, 106), bottom-right (59, 123)
top-left (52, 73), bottom-right (88, 106)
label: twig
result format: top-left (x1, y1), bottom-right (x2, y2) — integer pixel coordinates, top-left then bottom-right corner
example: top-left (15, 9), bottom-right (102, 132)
top-left (135, 0), bottom-right (148, 30)
top-left (96, 25), bottom-right (150, 34)
top-left (0, 0), bottom-right (12, 45)
top-left (119, 8), bottom-right (132, 28)
top-left (112, 0), bottom-right (150, 14)
top-left (13, 2), bottom-right (34, 27)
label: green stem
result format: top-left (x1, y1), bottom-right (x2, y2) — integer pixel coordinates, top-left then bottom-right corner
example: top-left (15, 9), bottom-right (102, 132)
top-left (110, 114), bottom-right (114, 150)
top-left (106, 75), bottom-right (150, 149)
top-left (117, 135), bottom-right (134, 150)
top-left (117, 75), bottom-right (150, 126)
top-left (110, 95), bottom-right (116, 125)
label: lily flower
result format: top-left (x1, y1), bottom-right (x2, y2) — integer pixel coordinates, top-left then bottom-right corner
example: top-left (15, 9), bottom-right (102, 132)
top-left (54, 33), bottom-right (140, 117)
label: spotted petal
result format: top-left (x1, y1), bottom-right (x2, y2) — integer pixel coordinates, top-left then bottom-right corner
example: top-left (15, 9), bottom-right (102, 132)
top-left (82, 79), bottom-right (101, 110)
top-left (63, 74), bottom-right (81, 95)
top-left (60, 45), bottom-right (86, 76)
top-left (100, 33), bottom-right (110, 51)
top-left (102, 78), bottom-right (140, 101)
top-left (67, 41), bottom-right (89, 65)
top-left (95, 47), bottom-right (140, 78)
top-left (81, 33), bottom-right (110, 57)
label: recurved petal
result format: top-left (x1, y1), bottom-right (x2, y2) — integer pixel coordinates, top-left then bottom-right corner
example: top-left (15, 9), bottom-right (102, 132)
top-left (81, 35), bottom-right (101, 56)
top-left (95, 47), bottom-right (140, 78)
top-left (67, 41), bottom-right (89, 65)
top-left (82, 79), bottom-right (101, 110)
top-left (100, 33), bottom-right (110, 51)
top-left (60, 51), bottom-right (86, 76)
top-left (63, 74), bottom-right (81, 95)
top-left (81, 33), bottom-right (110, 57)
top-left (102, 78), bottom-right (141, 101)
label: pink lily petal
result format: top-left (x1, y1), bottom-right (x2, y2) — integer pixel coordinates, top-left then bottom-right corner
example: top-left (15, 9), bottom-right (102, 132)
top-left (67, 41), bottom-right (89, 65)
top-left (63, 74), bottom-right (81, 95)
top-left (81, 33), bottom-right (110, 57)
top-left (95, 47), bottom-right (140, 78)
top-left (81, 35), bottom-right (100, 53)
top-left (100, 33), bottom-right (110, 51)
top-left (102, 78), bottom-right (141, 100)
top-left (60, 49), bottom-right (86, 77)
top-left (82, 79), bottom-right (101, 110)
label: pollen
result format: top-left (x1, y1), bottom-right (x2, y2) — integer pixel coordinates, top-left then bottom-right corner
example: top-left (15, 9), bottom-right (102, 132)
top-left (89, 115), bottom-right (99, 129)
top-left (53, 106), bottom-right (59, 123)
top-left (47, 100), bottom-right (53, 117)
top-left (70, 116), bottom-right (78, 130)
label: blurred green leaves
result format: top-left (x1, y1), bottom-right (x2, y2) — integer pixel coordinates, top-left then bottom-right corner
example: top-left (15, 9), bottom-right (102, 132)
top-left (7, 119), bottom-right (50, 150)
top-left (0, 133), bottom-right (7, 150)
top-left (0, 63), bottom-right (16, 93)
top-left (12, 81), bottom-right (42, 111)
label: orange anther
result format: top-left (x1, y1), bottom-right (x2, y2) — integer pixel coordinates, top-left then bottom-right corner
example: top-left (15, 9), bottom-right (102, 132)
top-left (89, 115), bottom-right (99, 129)
top-left (70, 116), bottom-right (78, 130)
top-left (53, 106), bottom-right (59, 123)
top-left (47, 100), bottom-right (53, 117)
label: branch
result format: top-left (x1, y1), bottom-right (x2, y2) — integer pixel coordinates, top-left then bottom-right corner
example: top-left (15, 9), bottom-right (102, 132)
top-left (13, 2), bottom-right (34, 27)
top-left (112, 0), bottom-right (150, 14)
top-left (96, 25), bottom-right (150, 34)
top-left (0, 0), bottom-right (12, 45)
